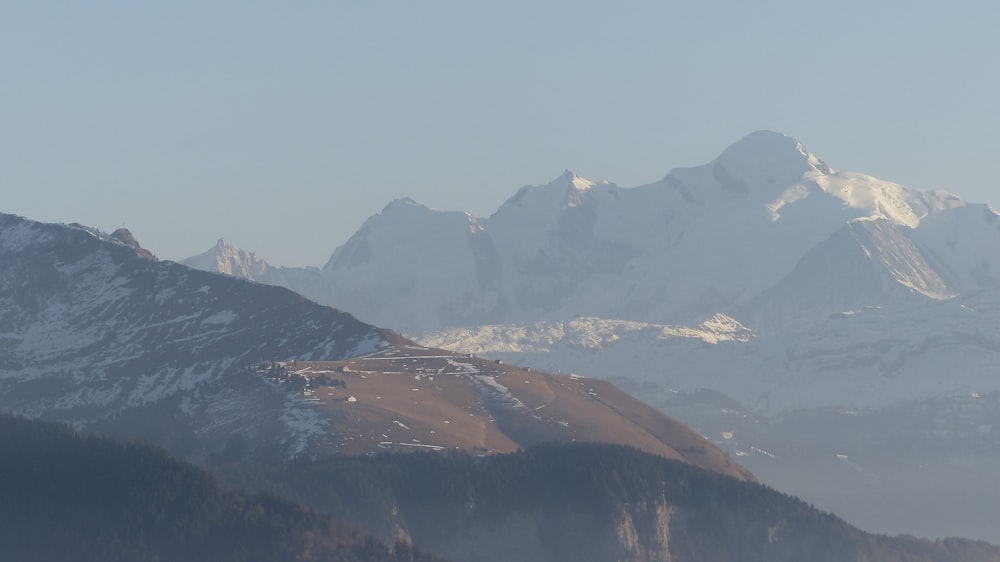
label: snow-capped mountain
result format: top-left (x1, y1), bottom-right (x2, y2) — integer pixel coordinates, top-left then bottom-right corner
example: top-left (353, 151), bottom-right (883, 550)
top-left (187, 130), bottom-right (985, 334)
top-left (182, 130), bottom-right (1000, 541)
top-left (181, 238), bottom-right (271, 279)
top-left (181, 130), bottom-right (1000, 417)
top-left (321, 197), bottom-right (507, 330)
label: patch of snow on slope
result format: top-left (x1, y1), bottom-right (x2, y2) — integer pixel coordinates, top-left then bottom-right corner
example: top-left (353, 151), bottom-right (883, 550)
top-left (766, 184), bottom-right (812, 221)
top-left (281, 400), bottom-right (329, 456)
top-left (348, 332), bottom-right (385, 357)
top-left (0, 218), bottom-right (55, 252)
top-left (444, 358), bottom-right (482, 374)
top-left (417, 314), bottom-right (753, 355)
top-left (472, 374), bottom-right (527, 410)
top-left (202, 310), bottom-right (237, 325)
top-left (52, 384), bottom-right (125, 412)
top-left (126, 362), bottom-right (228, 407)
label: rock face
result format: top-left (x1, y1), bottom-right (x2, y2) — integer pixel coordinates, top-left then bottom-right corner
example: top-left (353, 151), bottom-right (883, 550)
top-left (181, 238), bottom-right (268, 279)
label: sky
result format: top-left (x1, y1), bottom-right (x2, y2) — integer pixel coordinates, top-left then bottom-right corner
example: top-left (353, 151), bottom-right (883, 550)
top-left (2, 1), bottom-right (998, 266)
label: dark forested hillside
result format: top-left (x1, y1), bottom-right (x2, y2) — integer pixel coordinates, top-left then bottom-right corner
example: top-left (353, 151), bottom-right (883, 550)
top-left (223, 444), bottom-right (1000, 562)
top-left (0, 415), bottom-right (440, 562)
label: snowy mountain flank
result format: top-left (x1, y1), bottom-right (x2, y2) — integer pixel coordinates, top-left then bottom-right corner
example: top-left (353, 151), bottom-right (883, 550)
top-left (185, 130), bottom-right (1000, 542)
top-left (0, 213), bottom-right (396, 460)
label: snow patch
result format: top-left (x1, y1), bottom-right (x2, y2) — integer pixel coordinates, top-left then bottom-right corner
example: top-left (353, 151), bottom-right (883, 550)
top-left (281, 402), bottom-right (329, 456)
top-left (202, 310), bottom-right (237, 325)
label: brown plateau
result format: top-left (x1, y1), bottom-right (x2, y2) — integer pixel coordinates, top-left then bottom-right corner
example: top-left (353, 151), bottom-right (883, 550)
top-left (276, 343), bottom-right (754, 482)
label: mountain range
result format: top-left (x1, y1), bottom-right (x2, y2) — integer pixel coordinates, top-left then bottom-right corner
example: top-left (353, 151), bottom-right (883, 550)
top-left (182, 130), bottom-right (1000, 542)
top-left (8, 201), bottom-right (986, 559)
top-left (4, 128), bottom-right (999, 555)
top-left (0, 210), bottom-right (751, 483)
top-left (184, 130), bottom-right (997, 335)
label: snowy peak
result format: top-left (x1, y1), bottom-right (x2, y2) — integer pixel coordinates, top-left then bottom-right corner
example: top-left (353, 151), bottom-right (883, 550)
top-left (180, 238), bottom-right (271, 280)
top-left (377, 197), bottom-right (484, 232)
top-left (715, 130), bottom-right (834, 179)
top-left (366, 196), bottom-right (481, 227)
top-left (659, 131), bottom-right (833, 205)
top-left (491, 170), bottom-right (610, 222)
top-left (554, 169), bottom-right (602, 208)
top-left (553, 169), bottom-right (597, 191)
top-left (181, 131), bottom-right (993, 337)
top-left (324, 195), bottom-right (485, 273)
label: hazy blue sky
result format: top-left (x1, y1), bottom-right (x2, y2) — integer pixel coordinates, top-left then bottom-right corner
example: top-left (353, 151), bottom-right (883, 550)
top-left (3, 1), bottom-right (997, 266)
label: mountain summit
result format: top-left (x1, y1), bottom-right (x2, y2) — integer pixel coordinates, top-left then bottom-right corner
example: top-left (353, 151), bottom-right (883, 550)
top-left (712, 129), bottom-right (834, 180)
top-left (181, 238), bottom-right (270, 280)
top-left (184, 130), bottom-right (980, 334)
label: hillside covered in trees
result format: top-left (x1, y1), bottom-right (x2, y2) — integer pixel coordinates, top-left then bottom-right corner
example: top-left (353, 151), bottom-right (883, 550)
top-left (224, 444), bottom-right (1000, 562)
top-left (0, 415), bottom-right (439, 562)
top-left (3, 411), bottom-right (997, 562)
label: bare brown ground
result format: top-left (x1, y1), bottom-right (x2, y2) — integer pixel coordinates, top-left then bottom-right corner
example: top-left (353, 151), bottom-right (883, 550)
top-left (281, 344), bottom-right (752, 482)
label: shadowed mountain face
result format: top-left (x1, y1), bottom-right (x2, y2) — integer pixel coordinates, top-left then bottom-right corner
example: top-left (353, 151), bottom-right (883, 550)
top-left (7, 413), bottom-right (996, 562)
top-left (224, 442), bottom-right (1000, 562)
top-left (0, 213), bottom-right (395, 460)
top-left (0, 415), bottom-right (442, 562)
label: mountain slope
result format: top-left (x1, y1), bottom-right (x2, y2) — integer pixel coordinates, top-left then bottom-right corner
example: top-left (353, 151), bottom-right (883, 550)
top-left (226, 443), bottom-right (1000, 562)
top-left (271, 343), bottom-right (752, 481)
top-left (742, 217), bottom-right (954, 330)
top-left (322, 197), bottom-right (506, 330)
top-left (0, 211), bottom-right (750, 480)
top-left (0, 414), bottom-right (441, 562)
top-left (0, 213), bottom-right (395, 460)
